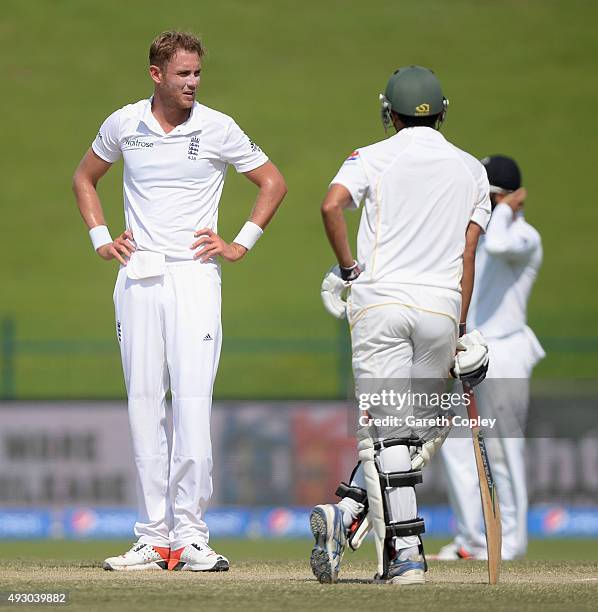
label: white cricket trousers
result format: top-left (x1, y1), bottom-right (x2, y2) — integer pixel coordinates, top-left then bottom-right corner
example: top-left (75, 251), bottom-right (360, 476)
top-left (347, 283), bottom-right (459, 553)
top-left (439, 327), bottom-right (544, 559)
top-left (113, 260), bottom-right (222, 550)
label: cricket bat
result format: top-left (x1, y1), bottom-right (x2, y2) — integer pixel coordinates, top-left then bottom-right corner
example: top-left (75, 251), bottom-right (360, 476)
top-left (463, 382), bottom-right (502, 584)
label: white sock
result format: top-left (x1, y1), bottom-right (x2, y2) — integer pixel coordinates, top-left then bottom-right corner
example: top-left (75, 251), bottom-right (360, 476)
top-left (337, 497), bottom-right (363, 529)
top-left (396, 544), bottom-right (419, 560)
top-left (336, 464), bottom-right (367, 528)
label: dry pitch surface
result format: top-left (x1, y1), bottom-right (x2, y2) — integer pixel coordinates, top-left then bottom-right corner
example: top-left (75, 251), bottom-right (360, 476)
top-left (1, 540), bottom-right (597, 611)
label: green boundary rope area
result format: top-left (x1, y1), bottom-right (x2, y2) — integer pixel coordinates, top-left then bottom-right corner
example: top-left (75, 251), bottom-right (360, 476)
top-left (1, 316), bottom-right (596, 399)
top-left (0, 316), bottom-right (353, 399)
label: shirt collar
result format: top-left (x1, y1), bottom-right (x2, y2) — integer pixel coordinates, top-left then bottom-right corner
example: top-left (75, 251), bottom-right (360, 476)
top-left (396, 125), bottom-right (445, 141)
top-left (139, 97), bottom-right (202, 136)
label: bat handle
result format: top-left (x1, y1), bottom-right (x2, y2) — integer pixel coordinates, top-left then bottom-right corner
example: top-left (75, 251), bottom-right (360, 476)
top-left (463, 382), bottom-right (480, 421)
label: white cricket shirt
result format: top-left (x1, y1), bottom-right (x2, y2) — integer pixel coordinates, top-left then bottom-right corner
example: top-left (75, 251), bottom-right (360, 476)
top-left (331, 127), bottom-right (491, 292)
top-left (467, 204), bottom-right (543, 338)
top-left (92, 98), bottom-right (268, 260)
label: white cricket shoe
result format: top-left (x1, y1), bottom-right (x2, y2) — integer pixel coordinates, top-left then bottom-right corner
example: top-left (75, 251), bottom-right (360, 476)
top-left (103, 542), bottom-right (170, 571)
top-left (428, 541), bottom-right (475, 560)
top-left (168, 542), bottom-right (230, 572)
top-left (386, 554), bottom-right (426, 585)
top-left (310, 504), bottom-right (346, 584)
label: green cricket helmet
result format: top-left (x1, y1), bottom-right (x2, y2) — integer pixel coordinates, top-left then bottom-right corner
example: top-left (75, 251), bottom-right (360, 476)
top-left (379, 65), bottom-right (449, 131)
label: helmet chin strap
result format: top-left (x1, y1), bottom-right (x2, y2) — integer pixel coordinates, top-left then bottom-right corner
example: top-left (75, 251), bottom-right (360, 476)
top-left (435, 97), bottom-right (450, 130)
top-left (379, 93), bottom-right (393, 134)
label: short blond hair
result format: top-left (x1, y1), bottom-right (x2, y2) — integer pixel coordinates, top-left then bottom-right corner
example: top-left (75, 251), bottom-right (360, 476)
top-left (149, 31), bottom-right (205, 69)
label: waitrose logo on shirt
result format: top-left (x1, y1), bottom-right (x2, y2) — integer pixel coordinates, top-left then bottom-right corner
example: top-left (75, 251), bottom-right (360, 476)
top-left (122, 137), bottom-right (154, 150)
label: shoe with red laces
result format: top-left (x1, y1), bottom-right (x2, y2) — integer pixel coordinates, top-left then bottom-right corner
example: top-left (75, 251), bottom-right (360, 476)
top-left (168, 542), bottom-right (229, 572)
top-left (428, 542), bottom-right (475, 561)
top-left (103, 542), bottom-right (170, 571)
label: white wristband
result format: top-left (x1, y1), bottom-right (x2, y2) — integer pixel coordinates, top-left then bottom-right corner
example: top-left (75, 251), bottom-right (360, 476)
top-left (89, 225), bottom-right (113, 251)
top-left (233, 221), bottom-right (263, 251)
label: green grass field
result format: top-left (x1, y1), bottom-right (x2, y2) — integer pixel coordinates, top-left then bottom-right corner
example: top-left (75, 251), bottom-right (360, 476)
top-left (2, 0), bottom-right (597, 398)
top-left (1, 539), bottom-right (597, 611)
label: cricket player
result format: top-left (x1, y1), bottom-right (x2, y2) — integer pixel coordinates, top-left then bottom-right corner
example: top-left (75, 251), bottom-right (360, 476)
top-left (72, 31), bottom-right (286, 571)
top-left (311, 66), bottom-right (491, 584)
top-left (436, 155), bottom-right (544, 561)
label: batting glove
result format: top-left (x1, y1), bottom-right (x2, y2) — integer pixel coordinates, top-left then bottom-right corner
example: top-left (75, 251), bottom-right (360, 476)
top-left (321, 262), bottom-right (362, 319)
top-left (450, 329), bottom-right (489, 387)
top-left (339, 260), bottom-right (362, 282)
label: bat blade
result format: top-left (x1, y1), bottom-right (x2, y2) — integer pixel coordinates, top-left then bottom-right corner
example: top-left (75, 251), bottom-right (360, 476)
top-left (465, 385), bottom-right (502, 584)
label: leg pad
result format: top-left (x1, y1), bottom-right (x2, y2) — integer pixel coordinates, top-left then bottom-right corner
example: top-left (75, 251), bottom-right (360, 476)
top-left (335, 483), bottom-right (368, 505)
top-left (386, 517), bottom-right (426, 538)
top-left (379, 470), bottom-right (423, 488)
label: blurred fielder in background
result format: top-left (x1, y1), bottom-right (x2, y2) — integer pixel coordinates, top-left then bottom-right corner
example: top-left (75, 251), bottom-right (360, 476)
top-left (72, 31), bottom-right (286, 572)
top-left (312, 66), bottom-right (491, 584)
top-left (436, 155), bottom-right (544, 561)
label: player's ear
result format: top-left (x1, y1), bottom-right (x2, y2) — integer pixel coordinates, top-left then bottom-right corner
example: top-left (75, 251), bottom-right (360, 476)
top-left (149, 64), bottom-right (162, 85)
top-left (391, 110), bottom-right (402, 131)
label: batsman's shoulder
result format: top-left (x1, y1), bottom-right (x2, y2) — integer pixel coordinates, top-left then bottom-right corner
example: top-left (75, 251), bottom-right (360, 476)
top-left (344, 137), bottom-right (389, 167)
top-left (357, 135), bottom-right (394, 156)
top-left (450, 142), bottom-right (481, 168)
top-left (451, 143), bottom-right (489, 185)
top-left (349, 136), bottom-right (400, 176)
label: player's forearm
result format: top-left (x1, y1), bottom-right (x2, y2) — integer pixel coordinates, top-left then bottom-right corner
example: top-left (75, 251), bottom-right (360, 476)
top-left (460, 250), bottom-right (475, 326)
top-left (247, 175), bottom-right (287, 229)
top-left (460, 222), bottom-right (483, 326)
top-left (73, 173), bottom-right (107, 230)
top-left (226, 173), bottom-right (286, 256)
top-left (321, 204), bottom-right (354, 268)
top-left (73, 150), bottom-right (113, 230)
top-left (485, 205), bottom-right (536, 260)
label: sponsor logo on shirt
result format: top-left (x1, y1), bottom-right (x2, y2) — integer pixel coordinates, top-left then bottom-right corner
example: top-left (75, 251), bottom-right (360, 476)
top-left (187, 136), bottom-right (201, 160)
top-left (249, 140), bottom-right (262, 153)
top-left (122, 137), bottom-right (154, 150)
top-left (346, 150), bottom-right (359, 161)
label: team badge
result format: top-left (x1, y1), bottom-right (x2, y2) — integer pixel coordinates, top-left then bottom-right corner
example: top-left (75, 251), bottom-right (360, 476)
top-left (187, 136), bottom-right (201, 160)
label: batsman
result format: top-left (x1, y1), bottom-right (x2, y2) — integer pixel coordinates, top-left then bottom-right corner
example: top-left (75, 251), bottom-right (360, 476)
top-left (312, 66), bottom-right (492, 584)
